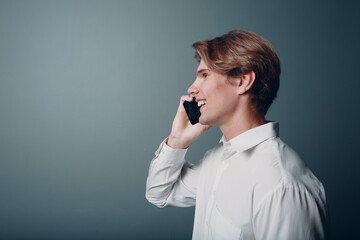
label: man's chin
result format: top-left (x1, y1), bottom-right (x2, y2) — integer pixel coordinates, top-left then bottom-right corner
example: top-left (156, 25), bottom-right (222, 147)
top-left (199, 116), bottom-right (210, 126)
top-left (198, 116), bottom-right (205, 125)
top-left (199, 114), bottom-right (218, 127)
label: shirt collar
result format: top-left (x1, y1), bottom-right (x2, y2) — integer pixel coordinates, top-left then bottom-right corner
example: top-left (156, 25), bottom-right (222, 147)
top-left (219, 121), bottom-right (279, 153)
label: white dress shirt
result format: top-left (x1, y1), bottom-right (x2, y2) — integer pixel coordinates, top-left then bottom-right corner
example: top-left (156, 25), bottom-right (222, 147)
top-left (146, 122), bottom-right (328, 240)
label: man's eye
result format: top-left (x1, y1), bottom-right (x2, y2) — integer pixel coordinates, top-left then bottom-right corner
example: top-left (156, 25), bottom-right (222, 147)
top-left (203, 73), bottom-right (208, 78)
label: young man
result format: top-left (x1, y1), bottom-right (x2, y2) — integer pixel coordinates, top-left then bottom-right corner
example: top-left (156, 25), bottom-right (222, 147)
top-left (146, 30), bottom-right (328, 240)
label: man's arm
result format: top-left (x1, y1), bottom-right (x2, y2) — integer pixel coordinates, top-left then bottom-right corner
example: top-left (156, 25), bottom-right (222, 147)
top-left (145, 95), bottom-right (210, 207)
top-left (145, 139), bottom-right (201, 207)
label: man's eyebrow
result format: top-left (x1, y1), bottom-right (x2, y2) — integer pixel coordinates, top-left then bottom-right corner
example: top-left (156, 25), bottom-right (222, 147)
top-left (196, 68), bottom-right (210, 76)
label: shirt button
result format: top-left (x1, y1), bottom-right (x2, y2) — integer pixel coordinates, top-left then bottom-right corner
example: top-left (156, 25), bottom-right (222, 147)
top-left (212, 190), bottom-right (216, 196)
top-left (206, 221), bottom-right (209, 227)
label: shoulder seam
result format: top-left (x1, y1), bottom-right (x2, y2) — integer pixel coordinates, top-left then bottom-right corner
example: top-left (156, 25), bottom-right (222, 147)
top-left (253, 183), bottom-right (317, 216)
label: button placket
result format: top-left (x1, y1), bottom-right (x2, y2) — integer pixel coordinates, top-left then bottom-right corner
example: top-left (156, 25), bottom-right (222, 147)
top-left (204, 158), bottom-right (229, 236)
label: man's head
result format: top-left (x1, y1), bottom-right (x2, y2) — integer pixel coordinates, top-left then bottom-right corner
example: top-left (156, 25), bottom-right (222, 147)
top-left (192, 30), bottom-right (281, 116)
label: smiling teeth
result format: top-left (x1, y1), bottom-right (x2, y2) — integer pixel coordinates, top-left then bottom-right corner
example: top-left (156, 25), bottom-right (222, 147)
top-left (198, 100), bottom-right (207, 107)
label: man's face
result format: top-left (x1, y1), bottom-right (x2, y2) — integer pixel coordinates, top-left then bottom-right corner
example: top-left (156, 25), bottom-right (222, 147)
top-left (187, 60), bottom-right (239, 127)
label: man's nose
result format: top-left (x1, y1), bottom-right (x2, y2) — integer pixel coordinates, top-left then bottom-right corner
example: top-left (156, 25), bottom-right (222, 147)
top-left (187, 82), bottom-right (199, 95)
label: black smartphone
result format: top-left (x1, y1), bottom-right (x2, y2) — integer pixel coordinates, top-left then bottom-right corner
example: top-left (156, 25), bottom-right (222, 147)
top-left (183, 97), bottom-right (201, 125)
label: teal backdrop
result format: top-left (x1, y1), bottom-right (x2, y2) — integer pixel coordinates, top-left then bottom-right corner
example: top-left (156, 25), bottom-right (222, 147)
top-left (0, 0), bottom-right (359, 239)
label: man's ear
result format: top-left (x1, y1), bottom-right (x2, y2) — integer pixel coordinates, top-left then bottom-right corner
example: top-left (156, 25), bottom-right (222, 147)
top-left (236, 70), bottom-right (256, 95)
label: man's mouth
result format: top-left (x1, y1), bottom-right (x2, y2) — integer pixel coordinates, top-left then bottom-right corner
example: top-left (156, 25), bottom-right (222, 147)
top-left (197, 100), bottom-right (207, 108)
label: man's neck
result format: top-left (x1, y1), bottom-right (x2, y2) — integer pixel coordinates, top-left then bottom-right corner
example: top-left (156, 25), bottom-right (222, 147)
top-left (219, 109), bottom-right (266, 141)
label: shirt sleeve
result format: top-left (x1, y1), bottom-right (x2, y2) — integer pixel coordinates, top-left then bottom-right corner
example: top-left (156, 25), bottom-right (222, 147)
top-left (253, 184), bottom-right (328, 240)
top-left (145, 139), bottom-right (201, 208)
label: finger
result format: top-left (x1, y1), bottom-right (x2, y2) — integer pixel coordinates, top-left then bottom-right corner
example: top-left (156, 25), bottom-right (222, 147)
top-left (177, 95), bottom-right (194, 114)
top-left (180, 95), bottom-right (194, 103)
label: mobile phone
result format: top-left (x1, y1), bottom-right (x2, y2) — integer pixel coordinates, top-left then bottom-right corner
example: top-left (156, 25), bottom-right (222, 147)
top-left (183, 97), bottom-right (201, 125)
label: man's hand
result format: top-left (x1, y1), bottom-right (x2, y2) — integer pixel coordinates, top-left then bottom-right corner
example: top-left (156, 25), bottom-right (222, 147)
top-left (167, 95), bottom-right (211, 149)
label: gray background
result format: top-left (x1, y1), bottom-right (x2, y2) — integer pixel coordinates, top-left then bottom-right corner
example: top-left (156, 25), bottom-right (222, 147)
top-left (0, 0), bottom-right (359, 239)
